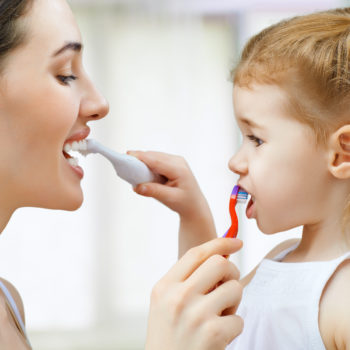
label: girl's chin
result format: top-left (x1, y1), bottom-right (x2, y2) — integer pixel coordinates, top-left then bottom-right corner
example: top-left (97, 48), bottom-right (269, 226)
top-left (257, 220), bottom-right (298, 235)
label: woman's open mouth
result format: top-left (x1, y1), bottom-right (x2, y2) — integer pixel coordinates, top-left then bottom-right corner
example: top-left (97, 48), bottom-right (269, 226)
top-left (62, 140), bottom-right (88, 178)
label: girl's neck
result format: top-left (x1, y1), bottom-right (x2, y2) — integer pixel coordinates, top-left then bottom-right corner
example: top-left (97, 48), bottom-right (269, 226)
top-left (284, 219), bottom-right (350, 262)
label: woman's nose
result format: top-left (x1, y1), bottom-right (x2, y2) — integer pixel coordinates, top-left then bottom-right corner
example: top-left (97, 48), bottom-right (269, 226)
top-left (80, 79), bottom-right (109, 122)
top-left (228, 149), bottom-right (248, 176)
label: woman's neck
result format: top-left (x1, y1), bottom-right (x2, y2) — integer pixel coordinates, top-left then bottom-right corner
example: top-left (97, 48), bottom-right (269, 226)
top-left (0, 200), bottom-right (16, 234)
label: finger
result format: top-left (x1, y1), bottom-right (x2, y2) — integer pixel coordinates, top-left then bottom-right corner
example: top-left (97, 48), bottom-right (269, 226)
top-left (204, 280), bottom-right (243, 316)
top-left (163, 238), bottom-right (243, 283)
top-left (134, 182), bottom-right (181, 205)
top-left (127, 151), bottom-right (188, 180)
top-left (185, 254), bottom-right (240, 294)
top-left (208, 315), bottom-right (244, 346)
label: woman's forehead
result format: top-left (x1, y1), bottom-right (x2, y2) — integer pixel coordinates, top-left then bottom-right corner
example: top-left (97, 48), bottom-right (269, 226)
top-left (24, 0), bottom-right (82, 52)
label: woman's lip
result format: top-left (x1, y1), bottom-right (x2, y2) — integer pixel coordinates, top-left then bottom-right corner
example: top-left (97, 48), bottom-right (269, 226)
top-left (68, 163), bottom-right (84, 179)
top-left (64, 127), bottom-right (90, 146)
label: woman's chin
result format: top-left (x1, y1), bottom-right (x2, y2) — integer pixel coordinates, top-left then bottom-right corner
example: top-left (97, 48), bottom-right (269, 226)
top-left (61, 192), bottom-right (84, 211)
top-left (39, 189), bottom-right (84, 211)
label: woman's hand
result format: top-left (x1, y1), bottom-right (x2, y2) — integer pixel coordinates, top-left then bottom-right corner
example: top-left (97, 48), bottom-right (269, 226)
top-left (127, 151), bottom-right (217, 257)
top-left (145, 238), bottom-right (243, 350)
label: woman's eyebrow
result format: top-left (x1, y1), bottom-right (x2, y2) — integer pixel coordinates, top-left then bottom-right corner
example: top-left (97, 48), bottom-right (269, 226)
top-left (52, 42), bottom-right (83, 57)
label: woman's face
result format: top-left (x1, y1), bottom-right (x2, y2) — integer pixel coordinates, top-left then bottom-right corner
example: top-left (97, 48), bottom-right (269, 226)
top-left (0, 0), bottom-right (109, 211)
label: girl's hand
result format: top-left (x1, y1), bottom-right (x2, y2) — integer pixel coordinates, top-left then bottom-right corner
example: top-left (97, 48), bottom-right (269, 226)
top-left (127, 151), bottom-right (217, 257)
top-left (145, 238), bottom-right (243, 350)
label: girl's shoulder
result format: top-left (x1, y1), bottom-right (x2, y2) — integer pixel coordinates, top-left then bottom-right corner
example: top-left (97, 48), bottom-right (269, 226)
top-left (319, 258), bottom-right (350, 350)
top-left (240, 238), bottom-right (300, 287)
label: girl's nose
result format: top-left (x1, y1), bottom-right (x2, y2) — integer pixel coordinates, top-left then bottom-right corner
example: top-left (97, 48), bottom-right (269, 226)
top-left (228, 149), bottom-right (248, 176)
top-left (80, 79), bottom-right (109, 122)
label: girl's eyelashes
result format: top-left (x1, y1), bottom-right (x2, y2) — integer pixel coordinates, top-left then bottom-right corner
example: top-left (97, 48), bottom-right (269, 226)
top-left (57, 74), bottom-right (77, 86)
top-left (247, 134), bottom-right (264, 147)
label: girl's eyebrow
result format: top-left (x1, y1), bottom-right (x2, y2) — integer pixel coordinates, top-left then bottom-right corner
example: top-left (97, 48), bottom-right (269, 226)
top-left (52, 42), bottom-right (83, 57)
top-left (239, 117), bottom-right (264, 130)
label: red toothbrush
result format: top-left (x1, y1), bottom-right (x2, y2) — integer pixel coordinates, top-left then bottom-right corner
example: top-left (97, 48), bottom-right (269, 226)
top-left (222, 185), bottom-right (248, 257)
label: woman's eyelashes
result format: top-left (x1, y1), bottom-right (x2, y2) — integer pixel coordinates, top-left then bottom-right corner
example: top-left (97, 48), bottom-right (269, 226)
top-left (57, 74), bottom-right (77, 86)
top-left (247, 134), bottom-right (264, 147)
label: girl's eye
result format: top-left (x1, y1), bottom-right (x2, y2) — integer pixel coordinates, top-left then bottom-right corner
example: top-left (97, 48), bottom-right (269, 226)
top-left (57, 75), bottom-right (77, 85)
top-left (247, 134), bottom-right (264, 147)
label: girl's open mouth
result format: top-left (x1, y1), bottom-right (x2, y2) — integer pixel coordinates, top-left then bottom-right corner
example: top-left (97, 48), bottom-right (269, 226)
top-left (246, 195), bottom-right (255, 219)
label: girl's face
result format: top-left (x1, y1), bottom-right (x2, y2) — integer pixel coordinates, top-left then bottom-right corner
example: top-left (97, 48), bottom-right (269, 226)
top-left (0, 0), bottom-right (109, 211)
top-left (229, 84), bottom-right (332, 234)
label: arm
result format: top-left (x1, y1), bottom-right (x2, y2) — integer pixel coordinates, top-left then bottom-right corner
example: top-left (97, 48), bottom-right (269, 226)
top-left (128, 151), bottom-right (217, 258)
top-left (318, 259), bottom-right (350, 350)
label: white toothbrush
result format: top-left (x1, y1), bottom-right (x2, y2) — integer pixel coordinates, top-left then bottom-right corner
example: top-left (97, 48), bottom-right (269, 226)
top-left (79, 139), bottom-right (165, 187)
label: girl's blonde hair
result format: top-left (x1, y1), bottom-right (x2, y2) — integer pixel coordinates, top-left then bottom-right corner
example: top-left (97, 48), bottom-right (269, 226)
top-left (232, 8), bottom-right (350, 232)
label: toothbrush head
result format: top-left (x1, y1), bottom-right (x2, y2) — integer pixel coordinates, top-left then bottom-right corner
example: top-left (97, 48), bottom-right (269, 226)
top-left (230, 185), bottom-right (249, 204)
top-left (237, 188), bottom-right (249, 203)
top-left (77, 139), bottom-right (98, 157)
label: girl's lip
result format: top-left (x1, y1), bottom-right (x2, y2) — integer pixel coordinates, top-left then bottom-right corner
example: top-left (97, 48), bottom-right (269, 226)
top-left (64, 127), bottom-right (90, 146)
top-left (238, 183), bottom-right (250, 195)
top-left (246, 197), bottom-right (255, 218)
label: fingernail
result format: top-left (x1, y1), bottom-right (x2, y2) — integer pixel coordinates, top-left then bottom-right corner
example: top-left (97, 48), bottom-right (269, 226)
top-left (138, 185), bottom-right (147, 194)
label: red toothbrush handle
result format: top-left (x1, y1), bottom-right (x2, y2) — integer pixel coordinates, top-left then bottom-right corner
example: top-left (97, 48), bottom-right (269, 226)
top-left (222, 187), bottom-right (240, 258)
top-left (226, 195), bottom-right (238, 238)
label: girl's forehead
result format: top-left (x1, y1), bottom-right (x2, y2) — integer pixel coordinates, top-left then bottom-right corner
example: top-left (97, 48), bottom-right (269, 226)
top-left (233, 84), bottom-right (291, 123)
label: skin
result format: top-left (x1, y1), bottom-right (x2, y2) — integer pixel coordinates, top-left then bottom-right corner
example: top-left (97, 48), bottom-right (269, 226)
top-left (135, 83), bottom-right (350, 348)
top-left (0, 0), bottom-right (109, 232)
top-left (0, 1), bottom-right (244, 349)
top-left (229, 84), bottom-right (350, 261)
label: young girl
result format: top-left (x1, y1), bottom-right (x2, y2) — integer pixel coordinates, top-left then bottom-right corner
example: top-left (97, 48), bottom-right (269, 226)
top-left (0, 0), bottom-right (243, 349)
top-left (132, 7), bottom-right (350, 349)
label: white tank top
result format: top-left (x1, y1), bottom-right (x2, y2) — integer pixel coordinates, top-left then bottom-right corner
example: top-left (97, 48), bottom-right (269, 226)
top-left (227, 243), bottom-right (350, 350)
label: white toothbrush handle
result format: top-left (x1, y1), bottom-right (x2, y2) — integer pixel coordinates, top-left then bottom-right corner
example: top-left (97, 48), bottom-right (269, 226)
top-left (112, 154), bottom-right (164, 187)
top-left (86, 139), bottom-right (165, 187)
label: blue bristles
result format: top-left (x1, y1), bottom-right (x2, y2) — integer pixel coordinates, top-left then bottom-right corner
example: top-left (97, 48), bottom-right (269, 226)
top-left (237, 189), bottom-right (249, 203)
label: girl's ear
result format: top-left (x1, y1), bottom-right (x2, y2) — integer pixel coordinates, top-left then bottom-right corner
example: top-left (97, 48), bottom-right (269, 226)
top-left (328, 125), bottom-right (350, 179)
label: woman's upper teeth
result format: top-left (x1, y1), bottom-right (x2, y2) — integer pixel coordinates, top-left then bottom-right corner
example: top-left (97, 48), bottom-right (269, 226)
top-left (63, 139), bottom-right (88, 153)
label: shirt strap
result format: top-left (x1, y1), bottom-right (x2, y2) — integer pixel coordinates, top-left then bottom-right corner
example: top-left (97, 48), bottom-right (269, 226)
top-left (0, 280), bottom-right (32, 348)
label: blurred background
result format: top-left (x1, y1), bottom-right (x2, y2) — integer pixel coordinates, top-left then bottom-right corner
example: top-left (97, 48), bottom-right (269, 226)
top-left (0, 0), bottom-right (347, 349)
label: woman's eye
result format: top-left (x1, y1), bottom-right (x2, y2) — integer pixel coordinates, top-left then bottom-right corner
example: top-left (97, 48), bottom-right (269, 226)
top-left (247, 134), bottom-right (264, 147)
top-left (57, 75), bottom-right (77, 85)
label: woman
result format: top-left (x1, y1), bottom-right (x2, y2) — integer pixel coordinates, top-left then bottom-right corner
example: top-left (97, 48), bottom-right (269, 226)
top-left (0, 0), bottom-right (243, 348)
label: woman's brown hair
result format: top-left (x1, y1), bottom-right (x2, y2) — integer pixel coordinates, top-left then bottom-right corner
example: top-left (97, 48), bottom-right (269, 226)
top-left (0, 0), bottom-right (33, 71)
